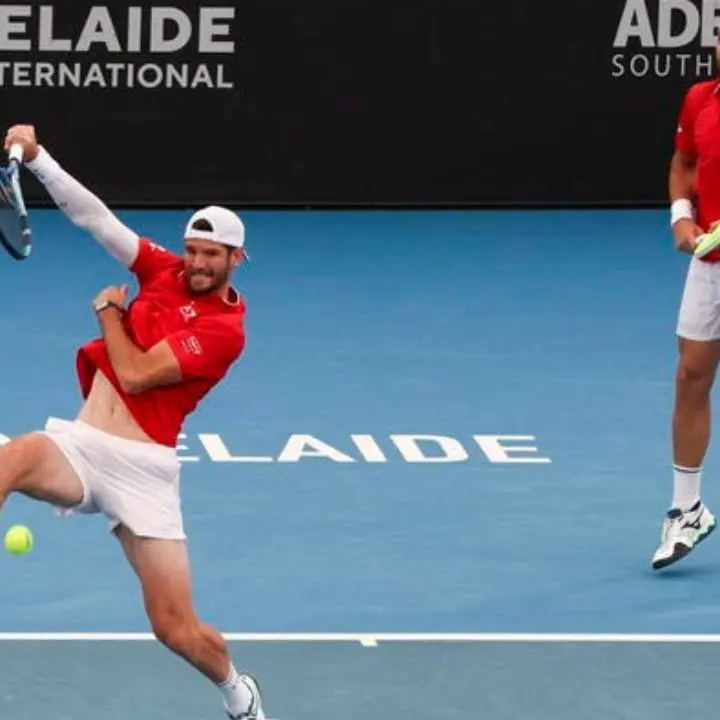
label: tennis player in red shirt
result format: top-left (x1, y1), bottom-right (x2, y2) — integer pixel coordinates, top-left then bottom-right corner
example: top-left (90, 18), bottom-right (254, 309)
top-left (654, 65), bottom-right (720, 570)
top-left (0, 125), bottom-right (267, 720)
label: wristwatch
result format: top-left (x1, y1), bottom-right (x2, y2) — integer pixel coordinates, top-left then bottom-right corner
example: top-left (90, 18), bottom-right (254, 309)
top-left (94, 299), bottom-right (124, 314)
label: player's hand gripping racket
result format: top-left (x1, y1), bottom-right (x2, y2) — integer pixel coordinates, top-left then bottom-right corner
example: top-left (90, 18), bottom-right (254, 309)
top-left (694, 223), bottom-right (720, 259)
top-left (0, 143), bottom-right (31, 260)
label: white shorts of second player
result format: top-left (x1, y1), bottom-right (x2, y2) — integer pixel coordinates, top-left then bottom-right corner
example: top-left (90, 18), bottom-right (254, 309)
top-left (40, 416), bottom-right (184, 540)
top-left (677, 256), bottom-right (720, 342)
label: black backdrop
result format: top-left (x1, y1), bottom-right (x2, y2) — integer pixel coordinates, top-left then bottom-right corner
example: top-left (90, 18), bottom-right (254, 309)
top-left (0, 0), bottom-right (713, 206)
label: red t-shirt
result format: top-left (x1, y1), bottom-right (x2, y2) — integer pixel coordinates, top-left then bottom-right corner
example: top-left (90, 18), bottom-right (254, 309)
top-left (675, 79), bottom-right (720, 262)
top-left (76, 238), bottom-right (246, 447)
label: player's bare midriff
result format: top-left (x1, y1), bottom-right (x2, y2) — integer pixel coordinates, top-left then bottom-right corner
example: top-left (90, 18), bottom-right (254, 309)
top-left (77, 369), bottom-right (155, 443)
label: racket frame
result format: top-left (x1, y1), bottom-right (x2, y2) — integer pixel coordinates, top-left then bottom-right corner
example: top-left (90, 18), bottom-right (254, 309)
top-left (0, 143), bottom-right (31, 261)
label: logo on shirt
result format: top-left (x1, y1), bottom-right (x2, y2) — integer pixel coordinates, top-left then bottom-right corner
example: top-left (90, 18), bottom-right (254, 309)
top-left (179, 304), bottom-right (198, 322)
top-left (611, 0), bottom-right (717, 80)
top-left (181, 335), bottom-right (203, 356)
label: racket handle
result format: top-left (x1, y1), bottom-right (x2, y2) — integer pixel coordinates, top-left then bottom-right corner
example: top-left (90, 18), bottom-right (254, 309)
top-left (8, 143), bottom-right (24, 165)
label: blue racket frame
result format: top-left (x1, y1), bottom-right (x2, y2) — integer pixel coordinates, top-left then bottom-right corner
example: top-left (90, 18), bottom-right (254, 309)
top-left (0, 157), bottom-right (31, 261)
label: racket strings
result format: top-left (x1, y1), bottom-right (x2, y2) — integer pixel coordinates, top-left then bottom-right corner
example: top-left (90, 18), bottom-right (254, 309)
top-left (0, 176), bottom-right (16, 209)
top-left (0, 166), bottom-right (30, 259)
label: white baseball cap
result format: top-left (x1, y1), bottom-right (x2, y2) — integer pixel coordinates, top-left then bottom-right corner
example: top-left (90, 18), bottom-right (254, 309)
top-left (184, 205), bottom-right (246, 254)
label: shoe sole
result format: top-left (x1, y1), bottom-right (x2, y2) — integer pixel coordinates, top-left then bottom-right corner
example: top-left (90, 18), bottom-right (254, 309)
top-left (652, 519), bottom-right (717, 570)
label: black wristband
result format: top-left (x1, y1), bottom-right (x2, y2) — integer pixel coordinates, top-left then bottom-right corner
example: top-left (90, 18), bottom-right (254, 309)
top-left (95, 300), bottom-right (124, 315)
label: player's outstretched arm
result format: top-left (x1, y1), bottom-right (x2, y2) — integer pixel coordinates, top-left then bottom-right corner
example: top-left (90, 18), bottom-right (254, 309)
top-left (3, 125), bottom-right (140, 267)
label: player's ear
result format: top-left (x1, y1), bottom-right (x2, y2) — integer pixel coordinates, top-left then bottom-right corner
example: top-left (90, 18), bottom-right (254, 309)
top-left (229, 248), bottom-right (243, 268)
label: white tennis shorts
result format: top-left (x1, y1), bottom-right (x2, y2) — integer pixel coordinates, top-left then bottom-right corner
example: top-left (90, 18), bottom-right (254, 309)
top-left (677, 256), bottom-right (720, 342)
top-left (41, 417), bottom-right (185, 540)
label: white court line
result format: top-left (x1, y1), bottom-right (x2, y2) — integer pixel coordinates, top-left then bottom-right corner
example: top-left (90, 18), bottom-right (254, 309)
top-left (1, 633), bottom-right (720, 644)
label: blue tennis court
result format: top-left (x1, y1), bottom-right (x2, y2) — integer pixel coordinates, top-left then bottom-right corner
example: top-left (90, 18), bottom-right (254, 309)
top-left (0, 207), bottom-right (718, 719)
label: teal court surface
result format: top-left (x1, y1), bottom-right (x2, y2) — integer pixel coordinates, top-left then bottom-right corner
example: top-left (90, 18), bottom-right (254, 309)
top-left (1, 208), bottom-right (719, 718)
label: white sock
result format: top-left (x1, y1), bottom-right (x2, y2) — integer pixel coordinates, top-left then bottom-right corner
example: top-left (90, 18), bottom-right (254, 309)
top-left (218, 664), bottom-right (252, 718)
top-left (672, 464), bottom-right (702, 511)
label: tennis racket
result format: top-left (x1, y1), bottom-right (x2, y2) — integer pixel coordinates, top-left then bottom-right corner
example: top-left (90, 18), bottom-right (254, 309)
top-left (695, 224), bottom-right (720, 259)
top-left (0, 143), bottom-right (31, 261)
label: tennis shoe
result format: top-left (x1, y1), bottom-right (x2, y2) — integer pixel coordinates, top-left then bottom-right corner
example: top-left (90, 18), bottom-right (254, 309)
top-left (225, 674), bottom-right (266, 720)
top-left (652, 500), bottom-right (716, 570)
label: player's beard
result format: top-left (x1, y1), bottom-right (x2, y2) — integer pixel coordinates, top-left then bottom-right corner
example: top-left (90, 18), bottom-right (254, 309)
top-left (187, 266), bottom-right (230, 295)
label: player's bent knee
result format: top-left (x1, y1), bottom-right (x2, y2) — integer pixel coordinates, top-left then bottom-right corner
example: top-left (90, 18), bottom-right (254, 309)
top-left (0, 434), bottom-right (51, 489)
top-left (149, 605), bottom-right (199, 653)
top-left (0, 432), bottom-right (84, 507)
top-left (153, 620), bottom-right (199, 655)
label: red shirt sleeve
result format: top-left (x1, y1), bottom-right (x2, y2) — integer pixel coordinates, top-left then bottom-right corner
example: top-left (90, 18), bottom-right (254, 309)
top-left (165, 318), bottom-right (245, 381)
top-left (675, 86), bottom-right (701, 157)
top-left (131, 237), bottom-right (182, 283)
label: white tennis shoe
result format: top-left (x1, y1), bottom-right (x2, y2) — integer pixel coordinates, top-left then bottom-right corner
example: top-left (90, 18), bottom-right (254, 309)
top-left (225, 674), bottom-right (266, 720)
top-left (652, 500), bottom-right (716, 570)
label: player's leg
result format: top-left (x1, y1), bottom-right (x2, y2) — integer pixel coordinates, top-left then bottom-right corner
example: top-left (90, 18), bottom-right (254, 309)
top-left (0, 432), bottom-right (85, 511)
top-left (114, 525), bottom-right (265, 719)
top-left (653, 258), bottom-right (720, 569)
top-left (673, 337), bottom-right (720, 489)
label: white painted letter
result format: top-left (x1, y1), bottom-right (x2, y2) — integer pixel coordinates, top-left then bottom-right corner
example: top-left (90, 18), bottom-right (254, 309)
top-left (658, 0), bottom-right (699, 48)
top-left (150, 8), bottom-right (192, 52)
top-left (0, 6), bottom-right (31, 51)
top-left (199, 8), bottom-right (235, 53)
top-left (474, 435), bottom-right (551, 463)
top-left (351, 434), bottom-right (388, 462)
top-left (391, 435), bottom-right (468, 463)
top-left (76, 7), bottom-right (122, 52)
top-left (199, 434), bottom-right (273, 462)
top-left (277, 435), bottom-right (355, 462)
top-left (176, 433), bottom-right (200, 463)
top-left (613, 0), bottom-right (654, 47)
top-left (39, 7), bottom-right (71, 51)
